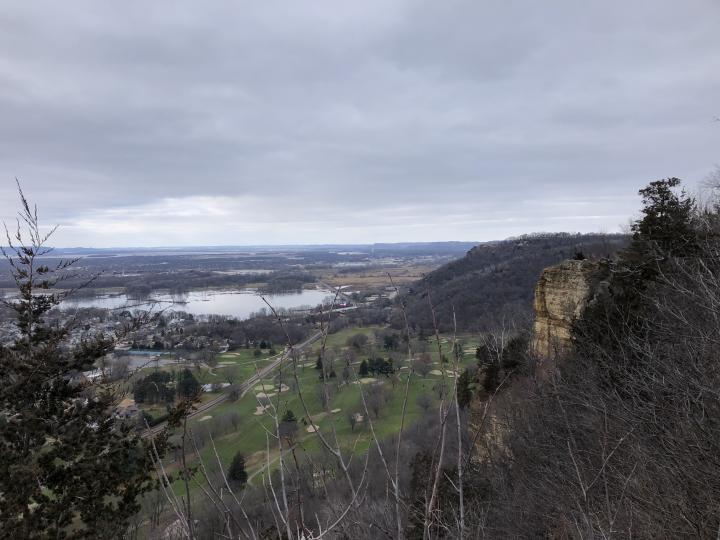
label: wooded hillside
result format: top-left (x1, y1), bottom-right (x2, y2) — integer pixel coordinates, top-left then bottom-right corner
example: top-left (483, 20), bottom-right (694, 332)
top-left (395, 233), bottom-right (628, 331)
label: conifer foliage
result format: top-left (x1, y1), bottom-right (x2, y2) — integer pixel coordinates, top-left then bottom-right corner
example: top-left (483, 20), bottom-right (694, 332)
top-left (227, 451), bottom-right (248, 487)
top-left (0, 186), bottom-right (157, 538)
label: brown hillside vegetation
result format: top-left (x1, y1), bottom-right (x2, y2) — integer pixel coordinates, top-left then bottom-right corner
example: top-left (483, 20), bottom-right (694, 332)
top-left (470, 179), bottom-right (720, 538)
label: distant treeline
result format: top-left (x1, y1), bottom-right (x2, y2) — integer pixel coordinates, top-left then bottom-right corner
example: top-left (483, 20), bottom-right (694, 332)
top-left (181, 313), bottom-right (311, 349)
top-left (123, 270), bottom-right (317, 298)
top-left (0, 249), bottom-right (331, 292)
top-left (393, 233), bottom-right (628, 332)
top-left (123, 271), bottom-right (265, 298)
top-left (259, 272), bottom-right (317, 294)
top-left (0, 267), bottom-right (317, 299)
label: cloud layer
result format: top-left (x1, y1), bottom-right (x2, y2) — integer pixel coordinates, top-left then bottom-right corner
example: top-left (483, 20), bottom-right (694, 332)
top-left (0, 1), bottom-right (718, 246)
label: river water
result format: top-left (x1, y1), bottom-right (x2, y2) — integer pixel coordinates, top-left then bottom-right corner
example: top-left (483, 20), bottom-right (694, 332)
top-left (60, 288), bottom-right (333, 319)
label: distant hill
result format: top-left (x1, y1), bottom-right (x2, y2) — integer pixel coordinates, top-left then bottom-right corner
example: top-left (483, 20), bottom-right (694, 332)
top-left (32, 242), bottom-right (479, 258)
top-left (393, 233), bottom-right (628, 332)
top-left (368, 241), bottom-right (479, 255)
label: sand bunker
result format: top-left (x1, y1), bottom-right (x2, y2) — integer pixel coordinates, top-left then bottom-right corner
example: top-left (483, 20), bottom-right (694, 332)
top-left (429, 369), bottom-right (458, 377)
top-left (256, 392), bottom-right (277, 399)
top-left (330, 408), bottom-right (341, 413)
top-left (254, 383), bottom-right (289, 394)
top-left (306, 425), bottom-right (319, 433)
top-left (253, 406), bottom-right (267, 416)
top-left (354, 378), bottom-right (383, 385)
top-left (198, 415), bottom-right (212, 422)
top-left (352, 377), bottom-right (382, 384)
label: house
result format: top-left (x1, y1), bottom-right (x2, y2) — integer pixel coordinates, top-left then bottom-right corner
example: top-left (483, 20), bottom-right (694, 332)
top-left (115, 398), bottom-right (139, 419)
top-left (201, 382), bottom-right (230, 393)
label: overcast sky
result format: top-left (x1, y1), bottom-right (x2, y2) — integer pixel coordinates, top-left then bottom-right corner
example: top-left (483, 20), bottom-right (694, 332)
top-left (0, 1), bottom-right (718, 247)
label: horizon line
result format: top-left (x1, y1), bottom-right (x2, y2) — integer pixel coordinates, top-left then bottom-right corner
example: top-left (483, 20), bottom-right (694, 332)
top-left (6, 231), bottom-right (626, 252)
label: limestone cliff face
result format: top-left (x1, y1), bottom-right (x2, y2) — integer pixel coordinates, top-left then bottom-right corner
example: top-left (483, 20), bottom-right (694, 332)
top-left (469, 259), bottom-right (606, 458)
top-left (531, 259), bottom-right (605, 360)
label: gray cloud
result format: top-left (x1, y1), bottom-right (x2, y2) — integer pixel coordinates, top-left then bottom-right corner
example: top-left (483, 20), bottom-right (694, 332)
top-left (0, 0), bottom-right (718, 246)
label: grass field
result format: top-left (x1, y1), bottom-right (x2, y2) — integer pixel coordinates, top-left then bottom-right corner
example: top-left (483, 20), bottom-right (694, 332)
top-left (311, 324), bottom-right (383, 350)
top-left (133, 349), bottom-right (277, 420)
top-left (319, 265), bottom-right (440, 288)
top-left (155, 326), bottom-right (481, 499)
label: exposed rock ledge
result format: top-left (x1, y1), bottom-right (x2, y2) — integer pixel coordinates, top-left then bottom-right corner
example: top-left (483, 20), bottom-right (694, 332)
top-left (531, 259), bottom-right (605, 360)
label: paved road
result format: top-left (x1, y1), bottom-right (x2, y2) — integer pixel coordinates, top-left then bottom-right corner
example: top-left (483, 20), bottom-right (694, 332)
top-left (141, 331), bottom-right (323, 438)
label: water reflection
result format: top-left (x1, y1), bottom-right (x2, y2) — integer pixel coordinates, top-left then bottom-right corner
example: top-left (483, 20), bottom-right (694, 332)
top-left (61, 288), bottom-right (333, 319)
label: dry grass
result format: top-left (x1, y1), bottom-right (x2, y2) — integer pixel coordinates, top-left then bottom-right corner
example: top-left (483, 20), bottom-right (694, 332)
top-left (319, 264), bottom-right (438, 288)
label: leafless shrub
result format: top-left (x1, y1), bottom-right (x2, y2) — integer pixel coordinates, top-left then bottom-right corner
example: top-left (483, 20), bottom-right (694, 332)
top-left (416, 392), bottom-right (433, 414)
top-left (144, 276), bottom-right (502, 540)
top-left (413, 352), bottom-right (433, 378)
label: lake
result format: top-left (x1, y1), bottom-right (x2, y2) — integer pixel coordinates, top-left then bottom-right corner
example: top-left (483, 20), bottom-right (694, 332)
top-left (60, 288), bottom-right (334, 319)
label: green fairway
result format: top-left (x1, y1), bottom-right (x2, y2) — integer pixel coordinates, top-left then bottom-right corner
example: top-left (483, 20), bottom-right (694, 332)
top-left (132, 349), bottom-right (277, 420)
top-left (158, 328), bottom-right (481, 500)
top-left (312, 325), bottom-right (383, 350)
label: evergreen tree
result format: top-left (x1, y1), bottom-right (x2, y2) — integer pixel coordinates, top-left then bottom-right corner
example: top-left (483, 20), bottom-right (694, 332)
top-left (483, 360), bottom-right (500, 393)
top-left (452, 341), bottom-right (464, 362)
top-left (227, 451), bottom-right (248, 486)
top-left (405, 450), bottom-right (433, 539)
top-left (501, 335), bottom-right (528, 371)
top-left (0, 187), bottom-right (158, 536)
top-left (358, 359), bottom-right (369, 377)
top-left (613, 178), bottom-right (698, 296)
top-left (631, 177), bottom-right (697, 259)
top-left (177, 368), bottom-right (200, 399)
top-left (581, 178), bottom-right (699, 359)
top-left (133, 371), bottom-right (175, 404)
top-left (456, 369), bottom-right (473, 409)
top-left (279, 409), bottom-right (299, 442)
top-left (383, 332), bottom-right (400, 351)
top-left (476, 343), bottom-right (492, 366)
top-left (281, 409), bottom-right (297, 423)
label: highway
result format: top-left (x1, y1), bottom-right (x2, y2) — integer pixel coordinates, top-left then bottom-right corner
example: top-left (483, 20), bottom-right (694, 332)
top-left (141, 330), bottom-right (323, 438)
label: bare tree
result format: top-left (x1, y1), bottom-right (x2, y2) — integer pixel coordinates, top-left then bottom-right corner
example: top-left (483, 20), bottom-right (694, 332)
top-left (413, 352), bottom-right (433, 378)
top-left (416, 392), bottom-right (433, 414)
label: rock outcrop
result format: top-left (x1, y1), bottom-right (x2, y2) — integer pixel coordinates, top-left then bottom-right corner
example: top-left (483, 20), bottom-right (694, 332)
top-left (531, 259), bottom-right (605, 360)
